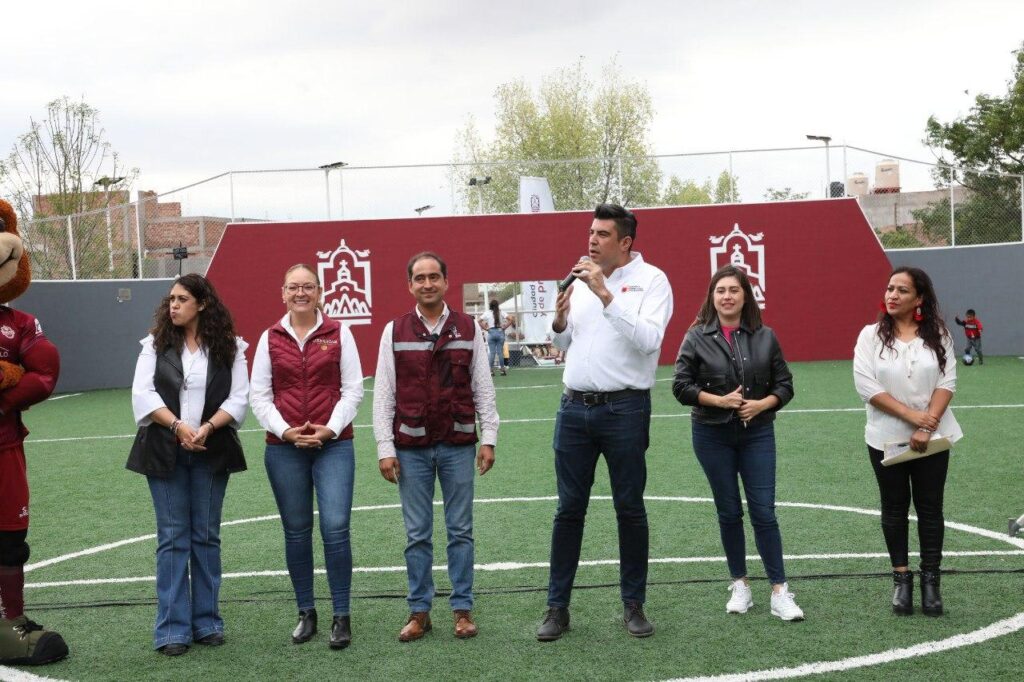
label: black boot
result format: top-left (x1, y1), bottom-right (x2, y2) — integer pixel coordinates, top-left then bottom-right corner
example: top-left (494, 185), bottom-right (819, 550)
top-left (891, 570), bottom-right (913, 615)
top-left (920, 570), bottom-right (943, 616)
top-left (292, 608), bottom-right (318, 643)
top-left (329, 615), bottom-right (351, 650)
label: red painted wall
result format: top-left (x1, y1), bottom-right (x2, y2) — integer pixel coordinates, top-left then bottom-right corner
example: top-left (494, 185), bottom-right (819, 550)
top-left (207, 199), bottom-right (891, 373)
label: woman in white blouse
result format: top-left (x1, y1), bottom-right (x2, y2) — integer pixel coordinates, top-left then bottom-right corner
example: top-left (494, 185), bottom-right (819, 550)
top-left (128, 274), bottom-right (250, 656)
top-left (853, 266), bottom-right (962, 617)
top-left (249, 264), bottom-right (363, 650)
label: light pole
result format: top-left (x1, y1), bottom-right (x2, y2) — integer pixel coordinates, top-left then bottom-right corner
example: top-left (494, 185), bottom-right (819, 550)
top-left (93, 176), bottom-right (126, 273)
top-left (414, 204), bottom-right (435, 217)
top-left (319, 161), bottom-right (348, 219)
top-left (806, 134), bottom-right (832, 197)
top-left (468, 176), bottom-right (491, 213)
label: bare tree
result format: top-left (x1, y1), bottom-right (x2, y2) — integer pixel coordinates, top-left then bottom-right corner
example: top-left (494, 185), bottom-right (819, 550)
top-left (0, 96), bottom-right (138, 278)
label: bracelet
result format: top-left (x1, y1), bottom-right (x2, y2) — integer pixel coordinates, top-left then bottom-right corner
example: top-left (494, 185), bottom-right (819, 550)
top-left (917, 427), bottom-right (933, 433)
top-left (169, 419), bottom-right (182, 435)
top-left (203, 420), bottom-right (216, 432)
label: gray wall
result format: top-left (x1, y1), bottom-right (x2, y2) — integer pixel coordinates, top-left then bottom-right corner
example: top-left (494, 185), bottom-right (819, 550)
top-left (13, 242), bottom-right (1024, 392)
top-left (885, 243), bottom-right (1024, 357)
top-left (14, 279), bottom-right (173, 393)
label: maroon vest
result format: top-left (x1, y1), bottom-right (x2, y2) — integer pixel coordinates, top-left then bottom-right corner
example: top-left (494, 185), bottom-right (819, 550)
top-left (266, 316), bottom-right (354, 444)
top-left (392, 310), bottom-right (478, 447)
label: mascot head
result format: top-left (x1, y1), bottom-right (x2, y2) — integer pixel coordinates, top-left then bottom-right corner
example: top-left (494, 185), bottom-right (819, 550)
top-left (0, 199), bottom-right (31, 304)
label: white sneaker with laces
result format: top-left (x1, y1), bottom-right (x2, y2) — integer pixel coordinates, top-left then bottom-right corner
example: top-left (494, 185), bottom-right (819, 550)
top-left (726, 580), bottom-right (753, 614)
top-left (770, 583), bottom-right (805, 621)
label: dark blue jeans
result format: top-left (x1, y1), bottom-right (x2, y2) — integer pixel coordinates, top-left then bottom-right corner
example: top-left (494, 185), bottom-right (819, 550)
top-left (547, 391), bottom-right (651, 607)
top-left (691, 420), bottom-right (787, 585)
top-left (264, 439), bottom-right (355, 616)
top-left (146, 448), bottom-right (229, 649)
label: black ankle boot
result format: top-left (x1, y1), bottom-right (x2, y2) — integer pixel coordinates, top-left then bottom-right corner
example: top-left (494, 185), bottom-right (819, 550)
top-left (920, 569), bottom-right (943, 616)
top-left (892, 570), bottom-right (913, 615)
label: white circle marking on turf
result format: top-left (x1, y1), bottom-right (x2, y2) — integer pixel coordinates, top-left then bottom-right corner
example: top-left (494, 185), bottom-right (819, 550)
top-left (14, 496), bottom-right (1024, 682)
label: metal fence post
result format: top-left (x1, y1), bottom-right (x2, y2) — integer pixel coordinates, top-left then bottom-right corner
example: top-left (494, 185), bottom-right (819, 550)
top-left (66, 216), bottom-right (78, 280)
top-left (949, 181), bottom-right (956, 247)
top-left (135, 200), bottom-right (145, 279)
top-left (229, 172), bottom-right (236, 222)
top-left (841, 145), bottom-right (848, 196)
top-left (105, 206), bottom-right (114, 273)
top-left (728, 152), bottom-right (735, 202)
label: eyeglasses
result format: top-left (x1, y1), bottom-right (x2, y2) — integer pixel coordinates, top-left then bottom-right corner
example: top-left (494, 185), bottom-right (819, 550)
top-left (284, 283), bottom-right (318, 294)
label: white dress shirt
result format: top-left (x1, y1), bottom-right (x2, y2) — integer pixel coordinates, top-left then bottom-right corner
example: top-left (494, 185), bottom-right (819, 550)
top-left (853, 323), bottom-right (963, 450)
top-left (373, 303), bottom-right (499, 460)
top-left (249, 311), bottom-right (365, 439)
top-left (552, 252), bottom-right (673, 392)
top-left (132, 335), bottom-right (250, 428)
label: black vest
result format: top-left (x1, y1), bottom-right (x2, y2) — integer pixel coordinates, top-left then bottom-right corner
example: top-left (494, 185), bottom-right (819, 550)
top-left (126, 345), bottom-right (247, 478)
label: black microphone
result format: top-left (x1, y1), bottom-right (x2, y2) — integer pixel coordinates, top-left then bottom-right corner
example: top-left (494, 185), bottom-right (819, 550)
top-left (558, 256), bottom-right (591, 292)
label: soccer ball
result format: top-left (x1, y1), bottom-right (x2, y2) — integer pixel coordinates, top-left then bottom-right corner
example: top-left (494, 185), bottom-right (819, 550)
top-left (963, 353), bottom-right (974, 366)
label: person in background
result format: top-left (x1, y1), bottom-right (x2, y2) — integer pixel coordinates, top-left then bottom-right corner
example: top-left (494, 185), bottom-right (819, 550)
top-left (853, 266), bottom-right (962, 616)
top-left (479, 298), bottom-right (514, 376)
top-left (250, 264), bottom-right (364, 649)
top-left (672, 265), bottom-right (804, 622)
top-left (128, 274), bottom-right (249, 656)
top-left (954, 309), bottom-right (983, 365)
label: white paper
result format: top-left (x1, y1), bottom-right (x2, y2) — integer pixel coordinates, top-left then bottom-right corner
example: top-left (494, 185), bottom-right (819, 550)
top-left (881, 435), bottom-right (953, 466)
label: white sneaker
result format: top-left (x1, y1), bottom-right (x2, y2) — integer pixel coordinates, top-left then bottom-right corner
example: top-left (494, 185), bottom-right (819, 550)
top-left (726, 580), bottom-right (753, 614)
top-left (770, 583), bottom-right (805, 621)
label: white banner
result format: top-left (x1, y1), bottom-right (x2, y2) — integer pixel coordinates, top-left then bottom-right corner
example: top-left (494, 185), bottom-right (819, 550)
top-left (519, 176), bottom-right (555, 213)
top-left (518, 280), bottom-right (558, 343)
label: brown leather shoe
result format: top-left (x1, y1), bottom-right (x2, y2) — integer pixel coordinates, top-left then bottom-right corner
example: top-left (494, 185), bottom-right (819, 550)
top-left (398, 612), bottom-right (432, 642)
top-left (453, 610), bottom-right (478, 639)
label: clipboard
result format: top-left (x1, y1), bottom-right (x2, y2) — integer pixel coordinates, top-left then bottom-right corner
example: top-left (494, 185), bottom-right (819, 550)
top-left (881, 435), bottom-right (953, 466)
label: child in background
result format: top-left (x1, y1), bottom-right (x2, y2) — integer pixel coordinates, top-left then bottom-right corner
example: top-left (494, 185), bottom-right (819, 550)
top-left (954, 309), bottom-right (984, 365)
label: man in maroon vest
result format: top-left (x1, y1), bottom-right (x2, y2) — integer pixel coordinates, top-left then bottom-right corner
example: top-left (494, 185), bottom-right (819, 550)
top-left (373, 251), bottom-right (498, 642)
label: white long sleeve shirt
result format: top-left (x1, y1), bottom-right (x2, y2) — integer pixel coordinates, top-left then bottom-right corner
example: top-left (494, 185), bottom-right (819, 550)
top-left (249, 311), bottom-right (364, 439)
top-left (552, 252), bottom-right (673, 392)
top-left (373, 303), bottom-right (499, 460)
top-left (131, 335), bottom-right (250, 428)
top-left (853, 323), bottom-right (963, 450)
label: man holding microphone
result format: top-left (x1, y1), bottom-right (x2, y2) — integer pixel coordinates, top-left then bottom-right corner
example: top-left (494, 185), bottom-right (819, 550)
top-left (536, 204), bottom-right (673, 641)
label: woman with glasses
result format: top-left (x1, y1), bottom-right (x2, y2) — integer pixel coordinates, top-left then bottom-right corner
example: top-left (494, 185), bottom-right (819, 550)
top-left (250, 264), bottom-right (364, 649)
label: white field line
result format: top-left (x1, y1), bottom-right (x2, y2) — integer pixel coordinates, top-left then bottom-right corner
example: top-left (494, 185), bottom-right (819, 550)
top-left (23, 402), bottom-right (1024, 445)
top-left (24, 550), bottom-right (1024, 590)
top-left (663, 613), bottom-right (1024, 682)
top-left (45, 393), bottom-right (82, 401)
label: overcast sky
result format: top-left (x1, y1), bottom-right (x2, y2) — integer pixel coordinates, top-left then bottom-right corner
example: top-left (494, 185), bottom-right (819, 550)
top-left (3, 0), bottom-right (1023, 213)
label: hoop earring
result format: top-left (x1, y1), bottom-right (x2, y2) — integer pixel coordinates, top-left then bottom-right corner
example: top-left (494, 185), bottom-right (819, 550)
top-left (913, 306), bottom-right (923, 322)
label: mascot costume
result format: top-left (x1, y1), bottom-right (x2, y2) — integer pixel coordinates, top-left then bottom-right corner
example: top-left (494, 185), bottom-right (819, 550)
top-left (0, 198), bottom-right (67, 665)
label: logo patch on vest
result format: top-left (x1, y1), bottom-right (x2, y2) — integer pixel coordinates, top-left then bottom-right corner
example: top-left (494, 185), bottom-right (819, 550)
top-left (0, 325), bottom-right (13, 339)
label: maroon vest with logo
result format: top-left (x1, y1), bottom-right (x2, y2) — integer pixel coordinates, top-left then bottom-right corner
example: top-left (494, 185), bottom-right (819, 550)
top-left (392, 310), bottom-right (478, 447)
top-left (266, 316), bottom-right (354, 444)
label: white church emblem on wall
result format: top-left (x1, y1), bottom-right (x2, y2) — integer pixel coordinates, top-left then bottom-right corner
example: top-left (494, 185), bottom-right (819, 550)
top-left (709, 224), bottom-right (766, 309)
top-left (317, 239), bottom-right (373, 325)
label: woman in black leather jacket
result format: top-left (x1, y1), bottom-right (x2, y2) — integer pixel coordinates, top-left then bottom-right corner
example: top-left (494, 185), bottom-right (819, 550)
top-left (672, 265), bottom-right (804, 621)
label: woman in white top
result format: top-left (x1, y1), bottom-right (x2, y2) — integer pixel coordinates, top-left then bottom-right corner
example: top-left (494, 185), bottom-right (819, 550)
top-left (128, 274), bottom-right (250, 655)
top-left (249, 264), bottom-right (364, 649)
top-left (479, 299), bottom-right (514, 376)
top-left (853, 266), bottom-right (962, 617)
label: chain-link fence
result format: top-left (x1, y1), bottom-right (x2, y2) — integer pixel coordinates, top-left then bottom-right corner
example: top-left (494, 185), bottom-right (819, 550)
top-left (20, 145), bottom-right (1024, 280)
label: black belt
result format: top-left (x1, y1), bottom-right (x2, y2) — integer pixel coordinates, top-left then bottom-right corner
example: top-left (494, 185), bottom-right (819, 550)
top-left (564, 388), bottom-right (648, 406)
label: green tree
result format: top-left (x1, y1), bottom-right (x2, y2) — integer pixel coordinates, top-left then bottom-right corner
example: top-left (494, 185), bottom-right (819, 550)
top-left (661, 171), bottom-right (740, 206)
top-left (0, 96), bottom-right (139, 278)
top-left (453, 59), bottom-right (662, 213)
top-left (919, 44), bottom-right (1024, 245)
top-left (763, 187), bottom-right (810, 202)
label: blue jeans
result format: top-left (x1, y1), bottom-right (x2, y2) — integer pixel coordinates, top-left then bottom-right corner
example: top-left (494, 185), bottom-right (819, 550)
top-left (396, 443), bottom-right (476, 612)
top-left (691, 420), bottom-right (787, 585)
top-left (547, 391), bottom-right (651, 607)
top-left (146, 448), bottom-right (229, 649)
top-left (486, 327), bottom-right (505, 371)
top-left (265, 439), bottom-right (355, 615)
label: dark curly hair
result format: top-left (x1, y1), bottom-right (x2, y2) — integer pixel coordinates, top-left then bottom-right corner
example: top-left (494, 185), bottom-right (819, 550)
top-left (151, 274), bottom-right (238, 367)
top-left (875, 266), bottom-right (949, 373)
top-left (691, 265), bottom-right (763, 331)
